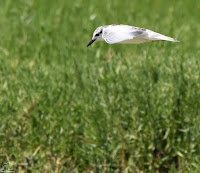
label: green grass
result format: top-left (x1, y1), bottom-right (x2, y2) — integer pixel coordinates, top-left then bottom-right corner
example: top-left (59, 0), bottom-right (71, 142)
top-left (0, 0), bottom-right (200, 172)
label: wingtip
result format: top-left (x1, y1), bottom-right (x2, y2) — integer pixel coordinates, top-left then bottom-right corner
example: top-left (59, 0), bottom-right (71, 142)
top-left (174, 39), bottom-right (180, 42)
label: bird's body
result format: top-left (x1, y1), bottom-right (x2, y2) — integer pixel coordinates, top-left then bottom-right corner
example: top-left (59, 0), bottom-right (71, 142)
top-left (87, 24), bottom-right (179, 47)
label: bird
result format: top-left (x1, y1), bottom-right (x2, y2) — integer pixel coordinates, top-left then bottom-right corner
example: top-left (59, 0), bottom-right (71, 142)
top-left (87, 24), bottom-right (180, 47)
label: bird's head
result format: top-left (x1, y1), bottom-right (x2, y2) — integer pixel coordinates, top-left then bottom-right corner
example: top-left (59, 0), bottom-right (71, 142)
top-left (87, 26), bottom-right (103, 47)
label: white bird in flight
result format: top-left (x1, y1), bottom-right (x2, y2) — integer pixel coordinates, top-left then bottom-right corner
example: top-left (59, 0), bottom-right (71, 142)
top-left (87, 24), bottom-right (180, 47)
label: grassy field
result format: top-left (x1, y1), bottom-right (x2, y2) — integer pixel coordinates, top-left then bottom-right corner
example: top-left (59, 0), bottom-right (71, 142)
top-left (0, 0), bottom-right (200, 172)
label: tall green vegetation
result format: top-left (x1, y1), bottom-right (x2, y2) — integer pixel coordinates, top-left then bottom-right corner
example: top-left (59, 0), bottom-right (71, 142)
top-left (0, 0), bottom-right (200, 172)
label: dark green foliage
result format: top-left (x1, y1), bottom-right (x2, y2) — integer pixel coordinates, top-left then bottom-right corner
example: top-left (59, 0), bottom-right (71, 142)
top-left (0, 0), bottom-right (200, 172)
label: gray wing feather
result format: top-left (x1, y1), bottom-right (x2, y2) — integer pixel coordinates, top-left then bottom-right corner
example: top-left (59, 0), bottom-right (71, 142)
top-left (131, 31), bottom-right (144, 36)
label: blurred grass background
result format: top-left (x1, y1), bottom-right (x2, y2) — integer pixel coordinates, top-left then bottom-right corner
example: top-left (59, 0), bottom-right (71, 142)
top-left (0, 0), bottom-right (200, 172)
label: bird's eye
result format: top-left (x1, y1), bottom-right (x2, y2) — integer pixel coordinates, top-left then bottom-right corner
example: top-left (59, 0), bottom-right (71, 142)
top-left (95, 30), bottom-right (102, 37)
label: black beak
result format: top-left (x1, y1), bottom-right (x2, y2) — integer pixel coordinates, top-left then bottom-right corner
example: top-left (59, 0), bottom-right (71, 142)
top-left (87, 39), bottom-right (96, 47)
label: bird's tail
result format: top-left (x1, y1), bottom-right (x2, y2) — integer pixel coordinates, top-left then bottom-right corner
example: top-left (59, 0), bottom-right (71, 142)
top-left (147, 30), bottom-right (180, 42)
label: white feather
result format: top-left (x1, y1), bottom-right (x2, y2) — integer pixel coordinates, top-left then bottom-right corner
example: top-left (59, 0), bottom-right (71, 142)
top-left (102, 25), bottom-right (147, 44)
top-left (87, 24), bottom-right (180, 47)
top-left (102, 25), bottom-right (179, 44)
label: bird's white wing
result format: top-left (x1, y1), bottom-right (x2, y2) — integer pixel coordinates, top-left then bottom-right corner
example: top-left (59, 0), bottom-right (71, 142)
top-left (102, 25), bottom-right (146, 44)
